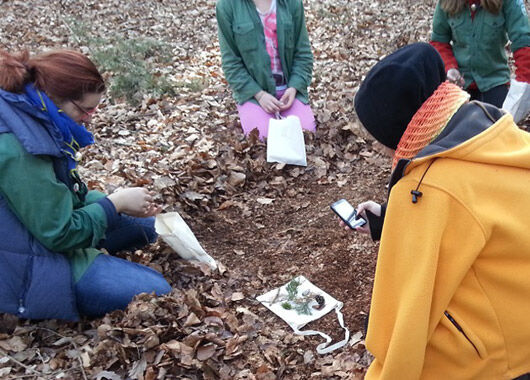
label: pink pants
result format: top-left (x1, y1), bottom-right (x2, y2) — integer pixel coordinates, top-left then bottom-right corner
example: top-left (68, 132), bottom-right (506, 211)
top-left (236, 89), bottom-right (316, 140)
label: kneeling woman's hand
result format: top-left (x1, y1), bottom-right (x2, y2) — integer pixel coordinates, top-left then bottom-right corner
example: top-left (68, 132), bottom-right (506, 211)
top-left (108, 188), bottom-right (162, 217)
top-left (279, 87), bottom-right (296, 111)
top-left (255, 90), bottom-right (283, 114)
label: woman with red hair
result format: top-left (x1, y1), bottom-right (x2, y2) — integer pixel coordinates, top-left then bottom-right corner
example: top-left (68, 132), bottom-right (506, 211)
top-left (0, 49), bottom-right (170, 321)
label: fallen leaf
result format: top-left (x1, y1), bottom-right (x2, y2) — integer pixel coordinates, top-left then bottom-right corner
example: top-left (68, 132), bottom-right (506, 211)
top-left (231, 292), bottom-right (245, 301)
top-left (96, 370), bottom-right (122, 380)
top-left (256, 197), bottom-right (274, 205)
top-left (0, 336), bottom-right (27, 353)
top-left (128, 355), bottom-right (147, 380)
top-left (196, 343), bottom-right (217, 361)
top-left (0, 368), bottom-right (12, 377)
top-left (227, 171), bottom-right (246, 187)
top-left (184, 312), bottom-right (201, 327)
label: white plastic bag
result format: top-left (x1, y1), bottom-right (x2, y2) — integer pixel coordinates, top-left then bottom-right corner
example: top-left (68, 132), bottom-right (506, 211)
top-left (266, 114), bottom-right (307, 166)
top-left (503, 78), bottom-right (530, 124)
top-left (155, 212), bottom-right (217, 269)
top-left (257, 275), bottom-right (350, 354)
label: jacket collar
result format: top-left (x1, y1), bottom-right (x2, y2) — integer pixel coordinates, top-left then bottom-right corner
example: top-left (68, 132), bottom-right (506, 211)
top-left (0, 89), bottom-right (64, 157)
top-left (387, 101), bottom-right (504, 201)
top-left (415, 101), bottom-right (503, 159)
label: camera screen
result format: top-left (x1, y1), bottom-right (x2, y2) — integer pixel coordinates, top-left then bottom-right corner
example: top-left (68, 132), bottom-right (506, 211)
top-left (333, 200), bottom-right (356, 223)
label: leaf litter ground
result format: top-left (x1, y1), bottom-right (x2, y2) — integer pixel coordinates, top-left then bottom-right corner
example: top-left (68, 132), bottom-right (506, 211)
top-left (1, 0), bottom-right (529, 379)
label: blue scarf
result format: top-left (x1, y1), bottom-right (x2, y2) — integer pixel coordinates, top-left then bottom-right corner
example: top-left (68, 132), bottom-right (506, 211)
top-left (24, 84), bottom-right (94, 172)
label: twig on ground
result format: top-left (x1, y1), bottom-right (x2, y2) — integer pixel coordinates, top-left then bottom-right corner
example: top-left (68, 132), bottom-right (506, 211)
top-left (36, 327), bottom-right (88, 380)
top-left (11, 365), bottom-right (84, 379)
top-left (0, 347), bottom-right (43, 376)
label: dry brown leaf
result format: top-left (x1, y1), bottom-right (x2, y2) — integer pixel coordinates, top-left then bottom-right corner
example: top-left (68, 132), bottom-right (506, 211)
top-left (218, 200), bottom-right (235, 210)
top-left (256, 197), bottom-right (274, 205)
top-left (196, 343), bottom-right (217, 361)
top-left (128, 355), bottom-right (147, 379)
top-left (256, 364), bottom-right (276, 380)
top-left (0, 336), bottom-right (27, 353)
top-left (96, 370), bottom-right (122, 380)
top-left (184, 312), bottom-right (201, 327)
top-left (231, 292), bottom-right (245, 302)
top-left (228, 171), bottom-right (246, 187)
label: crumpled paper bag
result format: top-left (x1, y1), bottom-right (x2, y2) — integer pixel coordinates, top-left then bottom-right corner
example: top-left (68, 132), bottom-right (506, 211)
top-left (155, 212), bottom-right (217, 269)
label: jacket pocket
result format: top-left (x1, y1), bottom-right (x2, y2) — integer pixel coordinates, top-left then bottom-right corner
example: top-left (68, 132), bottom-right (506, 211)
top-left (448, 15), bottom-right (469, 47)
top-left (443, 310), bottom-right (487, 359)
top-left (232, 22), bottom-right (257, 52)
top-left (481, 13), bottom-right (506, 46)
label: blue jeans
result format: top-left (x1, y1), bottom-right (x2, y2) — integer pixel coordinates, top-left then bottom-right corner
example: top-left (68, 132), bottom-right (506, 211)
top-left (467, 83), bottom-right (509, 108)
top-left (98, 214), bottom-right (158, 254)
top-left (75, 215), bottom-right (171, 317)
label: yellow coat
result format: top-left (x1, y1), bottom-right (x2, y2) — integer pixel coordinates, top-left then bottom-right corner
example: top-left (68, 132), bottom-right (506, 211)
top-left (366, 104), bottom-right (530, 379)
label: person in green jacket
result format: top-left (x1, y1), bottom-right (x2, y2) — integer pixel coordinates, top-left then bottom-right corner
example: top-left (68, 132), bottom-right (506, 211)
top-left (216, 0), bottom-right (315, 139)
top-left (0, 49), bottom-right (171, 320)
top-left (430, 0), bottom-right (530, 107)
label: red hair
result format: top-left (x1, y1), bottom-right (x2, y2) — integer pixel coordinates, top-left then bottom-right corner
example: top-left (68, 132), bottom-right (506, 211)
top-left (0, 49), bottom-right (105, 100)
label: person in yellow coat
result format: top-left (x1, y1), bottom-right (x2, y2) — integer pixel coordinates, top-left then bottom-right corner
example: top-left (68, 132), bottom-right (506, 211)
top-left (352, 42), bottom-right (530, 379)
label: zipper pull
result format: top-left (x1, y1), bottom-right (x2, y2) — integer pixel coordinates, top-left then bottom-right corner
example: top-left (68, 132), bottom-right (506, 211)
top-left (411, 190), bottom-right (423, 203)
top-left (18, 299), bottom-right (26, 315)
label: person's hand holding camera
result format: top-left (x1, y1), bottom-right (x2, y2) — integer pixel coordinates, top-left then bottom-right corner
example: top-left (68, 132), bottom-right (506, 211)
top-left (255, 90), bottom-right (283, 114)
top-left (342, 200), bottom-right (381, 234)
top-left (108, 187), bottom-right (162, 217)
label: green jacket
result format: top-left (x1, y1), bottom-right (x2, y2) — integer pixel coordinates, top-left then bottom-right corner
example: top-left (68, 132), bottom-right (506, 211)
top-left (431, 0), bottom-right (530, 92)
top-left (216, 0), bottom-right (313, 104)
top-left (0, 133), bottom-right (106, 282)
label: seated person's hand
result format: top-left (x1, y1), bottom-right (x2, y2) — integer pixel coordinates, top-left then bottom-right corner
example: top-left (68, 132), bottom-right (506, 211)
top-left (255, 91), bottom-right (283, 114)
top-left (278, 87), bottom-right (297, 111)
top-left (447, 68), bottom-right (464, 88)
top-left (108, 187), bottom-right (162, 217)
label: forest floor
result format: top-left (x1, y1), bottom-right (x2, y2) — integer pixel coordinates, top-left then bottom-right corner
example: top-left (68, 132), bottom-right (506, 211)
top-left (0, 0), bottom-right (528, 379)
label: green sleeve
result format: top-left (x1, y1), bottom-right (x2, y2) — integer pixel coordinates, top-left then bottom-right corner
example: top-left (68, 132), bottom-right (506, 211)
top-left (0, 134), bottom-right (108, 252)
top-left (85, 190), bottom-right (107, 204)
top-left (216, 0), bottom-right (262, 103)
top-left (431, 2), bottom-right (452, 43)
top-left (504, 0), bottom-right (530, 52)
top-left (287, 0), bottom-right (313, 94)
top-left (68, 248), bottom-right (101, 283)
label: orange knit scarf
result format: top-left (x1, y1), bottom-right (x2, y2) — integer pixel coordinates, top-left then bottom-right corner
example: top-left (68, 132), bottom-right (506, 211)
top-left (392, 81), bottom-right (470, 169)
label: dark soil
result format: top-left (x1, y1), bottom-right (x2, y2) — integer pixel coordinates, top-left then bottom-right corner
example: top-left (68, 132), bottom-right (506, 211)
top-left (192, 156), bottom-right (390, 343)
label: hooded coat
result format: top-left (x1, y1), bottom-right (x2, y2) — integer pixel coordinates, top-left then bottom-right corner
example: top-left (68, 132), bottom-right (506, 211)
top-left (0, 89), bottom-right (118, 321)
top-left (365, 101), bottom-right (530, 379)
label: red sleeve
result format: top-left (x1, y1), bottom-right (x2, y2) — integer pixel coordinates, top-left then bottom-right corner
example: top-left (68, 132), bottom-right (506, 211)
top-left (429, 41), bottom-right (458, 72)
top-left (514, 47), bottom-right (530, 83)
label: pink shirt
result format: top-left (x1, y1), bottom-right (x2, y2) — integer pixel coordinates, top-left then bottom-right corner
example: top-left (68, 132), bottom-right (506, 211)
top-left (257, 0), bottom-right (284, 77)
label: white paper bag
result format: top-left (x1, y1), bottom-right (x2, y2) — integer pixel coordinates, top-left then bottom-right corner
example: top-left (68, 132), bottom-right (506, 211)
top-left (155, 212), bottom-right (217, 269)
top-left (257, 275), bottom-right (350, 354)
top-left (266, 115), bottom-right (307, 166)
top-left (503, 78), bottom-right (530, 124)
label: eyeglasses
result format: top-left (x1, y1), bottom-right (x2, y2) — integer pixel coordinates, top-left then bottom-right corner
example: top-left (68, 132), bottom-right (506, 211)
top-left (71, 100), bottom-right (98, 117)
